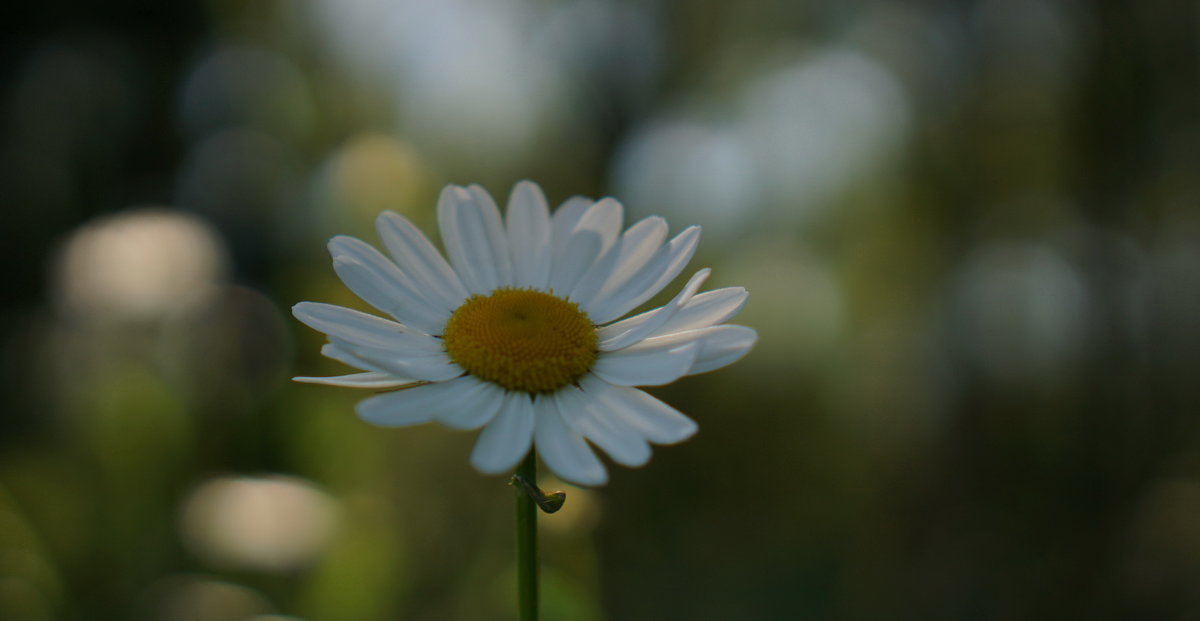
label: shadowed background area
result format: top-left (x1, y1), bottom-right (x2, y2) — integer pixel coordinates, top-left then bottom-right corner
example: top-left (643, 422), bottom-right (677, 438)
top-left (2, 0), bottom-right (1199, 619)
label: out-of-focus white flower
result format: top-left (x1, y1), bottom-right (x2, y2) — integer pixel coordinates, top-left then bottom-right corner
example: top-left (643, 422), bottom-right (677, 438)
top-left (179, 476), bottom-right (337, 572)
top-left (55, 209), bottom-right (225, 321)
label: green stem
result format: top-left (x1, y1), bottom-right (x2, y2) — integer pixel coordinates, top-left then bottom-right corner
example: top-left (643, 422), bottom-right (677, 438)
top-left (516, 451), bottom-right (538, 621)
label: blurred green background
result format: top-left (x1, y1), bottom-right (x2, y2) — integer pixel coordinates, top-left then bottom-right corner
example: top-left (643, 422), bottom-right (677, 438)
top-left (2, 0), bottom-right (1199, 619)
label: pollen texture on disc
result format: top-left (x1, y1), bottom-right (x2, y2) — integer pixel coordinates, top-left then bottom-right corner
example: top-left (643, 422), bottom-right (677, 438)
top-left (442, 289), bottom-right (598, 393)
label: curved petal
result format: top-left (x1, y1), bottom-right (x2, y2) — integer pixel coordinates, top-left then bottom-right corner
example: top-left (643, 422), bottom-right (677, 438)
top-left (436, 377), bottom-right (508, 430)
top-left (356, 375), bottom-right (491, 427)
top-left (588, 226), bottom-right (701, 324)
top-left (582, 377), bottom-right (698, 445)
top-left (292, 302), bottom-right (433, 351)
top-left (320, 342), bottom-right (389, 374)
top-left (535, 394), bottom-right (607, 486)
top-left (293, 371), bottom-right (417, 389)
top-left (624, 325), bottom-right (759, 376)
top-left (557, 383), bottom-right (651, 467)
top-left (470, 392), bottom-right (535, 474)
top-left (578, 198), bottom-right (623, 254)
top-left (590, 341), bottom-right (698, 387)
top-left (566, 239), bottom-right (624, 311)
top-left (468, 395), bottom-right (535, 477)
top-left (330, 337), bottom-right (462, 382)
top-left (599, 286), bottom-right (748, 342)
top-left (467, 184), bottom-right (513, 285)
top-left (572, 216), bottom-right (668, 316)
top-left (548, 229), bottom-right (601, 297)
top-left (548, 198), bottom-right (623, 296)
top-left (438, 185), bottom-right (510, 295)
top-left (550, 196), bottom-right (593, 259)
top-left (598, 269), bottom-right (710, 351)
top-left (686, 325), bottom-right (758, 374)
top-left (506, 181), bottom-right (552, 289)
top-left (376, 211), bottom-right (468, 311)
top-left (653, 287), bottom-right (748, 336)
top-left (302, 314), bottom-right (444, 352)
top-left (328, 236), bottom-right (450, 334)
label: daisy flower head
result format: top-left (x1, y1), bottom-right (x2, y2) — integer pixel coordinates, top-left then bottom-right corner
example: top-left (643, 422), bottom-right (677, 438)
top-left (293, 181), bottom-right (756, 486)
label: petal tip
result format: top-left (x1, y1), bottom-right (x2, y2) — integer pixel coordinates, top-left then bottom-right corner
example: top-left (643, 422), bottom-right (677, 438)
top-left (352, 399), bottom-right (377, 424)
top-left (468, 455), bottom-right (512, 476)
top-left (733, 325), bottom-right (760, 344)
top-left (375, 210), bottom-right (402, 226)
top-left (439, 184), bottom-right (471, 204)
top-left (327, 234), bottom-right (357, 248)
top-left (653, 414), bottom-right (698, 446)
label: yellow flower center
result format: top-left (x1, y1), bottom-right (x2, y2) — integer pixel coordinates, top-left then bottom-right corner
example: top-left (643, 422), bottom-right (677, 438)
top-left (442, 288), bottom-right (597, 393)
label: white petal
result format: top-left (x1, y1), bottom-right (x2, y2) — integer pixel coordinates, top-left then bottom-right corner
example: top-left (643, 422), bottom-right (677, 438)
top-left (566, 237), bottom-right (624, 310)
top-left (534, 394), bottom-right (607, 486)
top-left (687, 325), bottom-right (758, 374)
top-left (578, 198), bottom-right (623, 254)
top-left (376, 211), bottom-right (468, 311)
top-left (467, 184), bottom-right (513, 285)
top-left (548, 230), bottom-right (601, 296)
top-left (591, 341), bottom-right (699, 386)
top-left (317, 320), bottom-right (442, 354)
top-left (436, 377), bottom-right (508, 430)
top-left (292, 371), bottom-right (417, 389)
top-left (292, 302), bottom-right (434, 352)
top-left (557, 383), bottom-right (651, 467)
top-left (548, 198), bottom-right (623, 295)
top-left (438, 185), bottom-right (510, 295)
top-left (550, 196), bottom-right (593, 261)
top-left (330, 337), bottom-right (462, 382)
top-left (572, 216), bottom-right (667, 316)
top-left (469, 392), bottom-right (535, 474)
top-left (598, 286), bottom-right (747, 342)
top-left (598, 269), bottom-right (710, 351)
top-left (355, 375), bottom-right (484, 427)
top-left (627, 325), bottom-right (759, 375)
top-left (505, 181), bottom-right (552, 289)
top-left (320, 342), bottom-right (388, 374)
top-left (588, 226), bottom-right (701, 324)
top-left (328, 236), bottom-right (450, 334)
top-left (582, 377), bottom-right (698, 445)
top-left (652, 287), bottom-right (748, 336)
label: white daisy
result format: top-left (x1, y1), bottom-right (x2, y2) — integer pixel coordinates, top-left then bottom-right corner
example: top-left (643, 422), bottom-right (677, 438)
top-left (293, 181), bottom-right (757, 486)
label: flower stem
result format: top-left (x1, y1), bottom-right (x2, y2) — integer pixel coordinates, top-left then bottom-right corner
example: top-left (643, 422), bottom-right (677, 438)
top-left (515, 451), bottom-right (539, 621)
